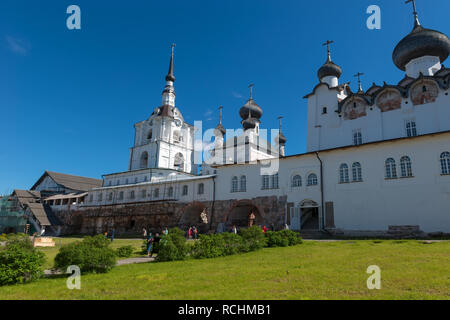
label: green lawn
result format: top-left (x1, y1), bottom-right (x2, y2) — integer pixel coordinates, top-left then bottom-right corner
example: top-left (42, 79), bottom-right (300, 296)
top-left (0, 240), bottom-right (449, 300)
top-left (39, 238), bottom-right (146, 269)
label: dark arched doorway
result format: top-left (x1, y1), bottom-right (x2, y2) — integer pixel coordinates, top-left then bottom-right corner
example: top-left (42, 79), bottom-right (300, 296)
top-left (179, 202), bottom-right (208, 232)
top-left (225, 201), bottom-right (262, 229)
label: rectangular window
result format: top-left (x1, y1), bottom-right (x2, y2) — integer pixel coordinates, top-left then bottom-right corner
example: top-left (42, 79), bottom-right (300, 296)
top-left (406, 120), bottom-right (417, 137)
top-left (262, 175), bottom-right (270, 190)
top-left (352, 129), bottom-right (362, 146)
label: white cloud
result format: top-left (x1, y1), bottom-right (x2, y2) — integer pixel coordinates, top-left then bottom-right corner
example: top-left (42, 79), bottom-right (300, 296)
top-left (232, 91), bottom-right (243, 99)
top-left (6, 36), bottom-right (30, 56)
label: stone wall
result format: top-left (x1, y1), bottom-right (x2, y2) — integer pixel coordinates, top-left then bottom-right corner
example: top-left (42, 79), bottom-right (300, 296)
top-left (54, 196), bottom-right (288, 236)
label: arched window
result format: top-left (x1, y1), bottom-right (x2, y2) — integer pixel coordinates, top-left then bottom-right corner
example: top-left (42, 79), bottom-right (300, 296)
top-left (339, 164), bottom-right (349, 183)
top-left (292, 175), bottom-right (302, 187)
top-left (141, 151), bottom-right (148, 169)
top-left (400, 156), bottom-right (413, 177)
top-left (352, 162), bottom-right (362, 182)
top-left (385, 158), bottom-right (397, 179)
top-left (240, 175), bottom-right (247, 192)
top-left (198, 183), bottom-right (204, 195)
top-left (147, 129), bottom-right (153, 140)
top-left (174, 153), bottom-right (184, 171)
top-left (154, 188), bottom-right (159, 198)
top-left (440, 152), bottom-right (450, 175)
top-left (406, 121), bottom-right (417, 137)
top-left (182, 185), bottom-right (188, 196)
top-left (231, 176), bottom-right (238, 193)
top-left (307, 173), bottom-right (318, 186)
top-left (168, 187), bottom-right (174, 198)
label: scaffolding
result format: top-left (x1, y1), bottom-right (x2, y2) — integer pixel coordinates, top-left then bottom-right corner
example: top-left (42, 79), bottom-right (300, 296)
top-left (0, 196), bottom-right (28, 234)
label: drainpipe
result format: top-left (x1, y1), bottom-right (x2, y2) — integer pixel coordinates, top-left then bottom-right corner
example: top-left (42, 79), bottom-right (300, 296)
top-left (315, 152), bottom-right (325, 231)
top-left (209, 176), bottom-right (216, 232)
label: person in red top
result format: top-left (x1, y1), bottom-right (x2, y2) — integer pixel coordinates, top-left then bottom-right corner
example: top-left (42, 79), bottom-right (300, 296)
top-left (188, 227), bottom-right (192, 239)
top-left (262, 225), bottom-right (268, 233)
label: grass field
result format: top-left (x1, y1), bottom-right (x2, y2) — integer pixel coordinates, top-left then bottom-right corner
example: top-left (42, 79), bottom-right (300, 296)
top-left (39, 237), bottom-right (146, 269)
top-left (0, 240), bottom-right (449, 300)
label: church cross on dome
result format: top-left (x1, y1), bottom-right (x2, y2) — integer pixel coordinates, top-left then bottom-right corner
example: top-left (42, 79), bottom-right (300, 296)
top-left (218, 105), bottom-right (224, 124)
top-left (248, 83), bottom-right (254, 99)
top-left (354, 72), bottom-right (364, 92)
top-left (322, 40), bottom-right (334, 61)
top-left (405, 0), bottom-right (421, 27)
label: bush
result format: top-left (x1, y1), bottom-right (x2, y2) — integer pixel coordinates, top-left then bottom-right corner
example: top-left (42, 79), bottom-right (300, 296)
top-left (278, 229), bottom-right (303, 246)
top-left (0, 237), bottom-right (46, 286)
top-left (265, 231), bottom-right (289, 247)
top-left (192, 234), bottom-right (226, 259)
top-left (265, 230), bottom-right (302, 247)
top-left (157, 228), bottom-right (189, 262)
top-left (221, 233), bottom-right (246, 255)
top-left (240, 226), bottom-right (267, 252)
top-left (54, 235), bottom-right (116, 274)
top-left (116, 245), bottom-right (134, 258)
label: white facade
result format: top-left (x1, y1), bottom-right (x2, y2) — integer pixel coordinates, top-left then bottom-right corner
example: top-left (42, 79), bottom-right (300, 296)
top-left (82, 12), bottom-right (450, 235)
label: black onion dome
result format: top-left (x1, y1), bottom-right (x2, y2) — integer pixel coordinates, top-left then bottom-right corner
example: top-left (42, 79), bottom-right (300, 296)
top-left (242, 117), bottom-right (257, 131)
top-left (215, 123), bottom-right (226, 136)
top-left (318, 60), bottom-right (342, 80)
top-left (276, 132), bottom-right (287, 145)
top-left (393, 25), bottom-right (450, 71)
top-left (239, 98), bottom-right (263, 120)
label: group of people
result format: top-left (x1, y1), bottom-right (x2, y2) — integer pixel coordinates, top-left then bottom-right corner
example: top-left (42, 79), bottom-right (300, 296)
top-left (187, 226), bottom-right (198, 239)
top-left (142, 227), bottom-right (168, 257)
top-left (104, 229), bottom-right (115, 242)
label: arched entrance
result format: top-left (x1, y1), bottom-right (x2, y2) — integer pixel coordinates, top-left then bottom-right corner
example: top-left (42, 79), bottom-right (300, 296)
top-left (225, 200), bottom-right (262, 229)
top-left (299, 199), bottom-right (319, 230)
top-left (179, 202), bottom-right (208, 232)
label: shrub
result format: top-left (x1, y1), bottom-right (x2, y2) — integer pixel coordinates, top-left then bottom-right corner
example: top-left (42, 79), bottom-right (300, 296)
top-left (265, 230), bottom-right (302, 247)
top-left (157, 228), bottom-right (189, 262)
top-left (0, 234), bottom-right (6, 242)
top-left (221, 233), bottom-right (246, 255)
top-left (240, 226), bottom-right (267, 252)
top-left (278, 229), bottom-right (303, 246)
top-left (54, 235), bottom-right (116, 274)
top-left (192, 234), bottom-right (226, 259)
top-left (265, 231), bottom-right (289, 247)
top-left (0, 237), bottom-right (46, 286)
top-left (116, 245), bottom-right (134, 258)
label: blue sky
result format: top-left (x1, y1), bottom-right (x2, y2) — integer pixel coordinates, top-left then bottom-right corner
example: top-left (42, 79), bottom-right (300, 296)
top-left (1, 0), bottom-right (449, 193)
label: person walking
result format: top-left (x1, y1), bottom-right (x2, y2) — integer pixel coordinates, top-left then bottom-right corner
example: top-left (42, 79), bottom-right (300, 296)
top-left (110, 228), bottom-right (115, 242)
top-left (232, 225), bottom-right (238, 234)
top-left (188, 227), bottom-right (193, 239)
top-left (164, 227), bottom-right (169, 235)
top-left (193, 226), bottom-right (198, 239)
top-left (146, 233), bottom-right (154, 257)
top-left (151, 233), bottom-right (161, 258)
top-left (270, 223), bottom-right (275, 232)
top-left (142, 228), bottom-right (147, 239)
top-left (262, 225), bottom-right (268, 234)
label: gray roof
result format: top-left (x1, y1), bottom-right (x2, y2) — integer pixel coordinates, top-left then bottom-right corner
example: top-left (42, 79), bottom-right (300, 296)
top-left (27, 203), bottom-right (60, 226)
top-left (393, 24), bottom-right (450, 71)
top-left (31, 171), bottom-right (102, 192)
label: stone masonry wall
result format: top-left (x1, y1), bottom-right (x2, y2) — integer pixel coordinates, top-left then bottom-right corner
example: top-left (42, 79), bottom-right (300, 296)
top-left (54, 196), bottom-right (288, 236)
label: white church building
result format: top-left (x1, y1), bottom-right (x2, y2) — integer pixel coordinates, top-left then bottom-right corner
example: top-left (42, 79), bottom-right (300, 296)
top-left (52, 5), bottom-right (450, 236)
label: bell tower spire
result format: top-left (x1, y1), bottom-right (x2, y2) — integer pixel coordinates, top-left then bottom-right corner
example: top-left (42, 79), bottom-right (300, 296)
top-left (162, 43), bottom-right (176, 107)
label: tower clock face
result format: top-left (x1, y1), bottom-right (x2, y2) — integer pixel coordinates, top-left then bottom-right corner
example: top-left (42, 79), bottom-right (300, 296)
top-left (175, 119), bottom-right (182, 127)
